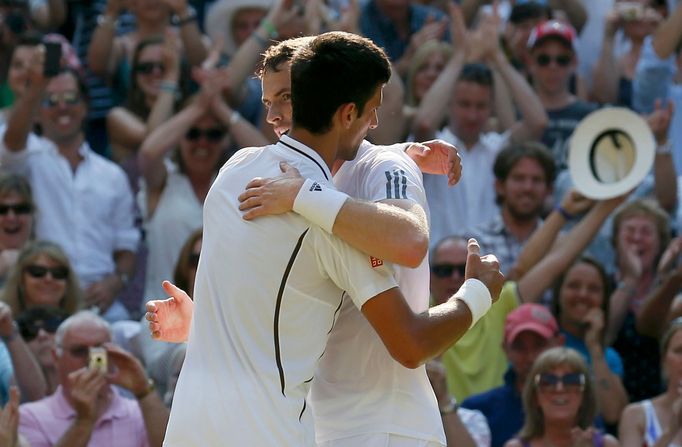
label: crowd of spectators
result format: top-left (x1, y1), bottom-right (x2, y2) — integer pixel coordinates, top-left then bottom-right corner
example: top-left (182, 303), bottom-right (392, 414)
top-left (0, 0), bottom-right (679, 445)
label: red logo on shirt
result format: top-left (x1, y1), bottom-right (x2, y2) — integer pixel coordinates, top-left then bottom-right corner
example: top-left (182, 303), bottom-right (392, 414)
top-left (370, 256), bottom-right (383, 268)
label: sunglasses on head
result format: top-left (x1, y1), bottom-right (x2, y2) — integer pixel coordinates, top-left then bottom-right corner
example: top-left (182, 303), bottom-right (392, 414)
top-left (0, 203), bottom-right (32, 216)
top-left (135, 61), bottom-right (165, 75)
top-left (430, 263), bottom-right (466, 278)
top-left (17, 315), bottom-right (65, 342)
top-left (535, 54), bottom-right (572, 67)
top-left (41, 91), bottom-right (81, 108)
top-left (25, 265), bottom-right (69, 280)
top-left (534, 372), bottom-right (585, 392)
top-left (185, 127), bottom-right (226, 142)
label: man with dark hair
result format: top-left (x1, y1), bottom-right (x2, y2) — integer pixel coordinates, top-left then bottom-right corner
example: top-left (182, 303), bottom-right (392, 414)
top-left (160, 32), bottom-right (503, 446)
top-left (414, 43), bottom-right (548, 243)
top-left (465, 142), bottom-right (556, 274)
top-left (0, 65), bottom-right (138, 323)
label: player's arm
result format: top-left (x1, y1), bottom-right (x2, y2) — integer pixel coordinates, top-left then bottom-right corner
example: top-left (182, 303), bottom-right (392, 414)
top-left (359, 240), bottom-right (504, 367)
top-left (238, 163), bottom-right (429, 268)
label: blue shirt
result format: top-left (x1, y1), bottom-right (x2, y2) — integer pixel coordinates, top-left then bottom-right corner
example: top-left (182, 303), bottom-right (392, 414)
top-left (562, 330), bottom-right (624, 378)
top-left (0, 343), bottom-right (13, 405)
top-left (461, 368), bottom-right (522, 447)
top-left (633, 36), bottom-right (682, 175)
top-left (359, 0), bottom-right (449, 62)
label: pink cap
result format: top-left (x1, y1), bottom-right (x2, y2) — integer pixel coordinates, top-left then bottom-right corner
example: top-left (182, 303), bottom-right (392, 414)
top-left (527, 20), bottom-right (577, 50)
top-left (504, 303), bottom-right (559, 344)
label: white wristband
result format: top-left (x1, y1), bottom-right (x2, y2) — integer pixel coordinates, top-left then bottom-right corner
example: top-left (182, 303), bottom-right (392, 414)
top-left (292, 178), bottom-right (348, 234)
top-left (455, 279), bottom-right (492, 329)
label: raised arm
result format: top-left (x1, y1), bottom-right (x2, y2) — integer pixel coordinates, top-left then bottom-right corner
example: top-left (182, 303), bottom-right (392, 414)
top-left (368, 65), bottom-right (408, 145)
top-left (165, 0), bottom-right (209, 68)
top-left (510, 190), bottom-right (593, 280)
top-left (476, 6), bottom-right (546, 142)
top-left (0, 304), bottom-right (47, 402)
top-left (636, 237), bottom-right (682, 338)
top-left (86, 0), bottom-right (126, 78)
top-left (412, 2), bottom-right (467, 141)
top-left (652, 1), bottom-right (682, 59)
top-left (107, 36), bottom-right (181, 159)
top-left (3, 48), bottom-right (46, 152)
top-left (138, 101), bottom-right (205, 193)
top-left (591, 10), bottom-right (621, 104)
top-left (517, 195), bottom-right (625, 303)
top-left (648, 99), bottom-right (678, 212)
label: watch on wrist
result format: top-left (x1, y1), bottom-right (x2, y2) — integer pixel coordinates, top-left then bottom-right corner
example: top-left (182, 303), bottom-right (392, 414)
top-left (171, 6), bottom-right (197, 26)
top-left (439, 396), bottom-right (459, 416)
top-left (135, 378), bottom-right (156, 400)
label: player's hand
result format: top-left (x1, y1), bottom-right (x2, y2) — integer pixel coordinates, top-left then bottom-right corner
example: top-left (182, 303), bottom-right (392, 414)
top-left (238, 161), bottom-right (305, 220)
top-left (145, 281), bottom-right (194, 343)
top-left (464, 238), bottom-right (504, 302)
top-left (405, 140), bottom-right (462, 186)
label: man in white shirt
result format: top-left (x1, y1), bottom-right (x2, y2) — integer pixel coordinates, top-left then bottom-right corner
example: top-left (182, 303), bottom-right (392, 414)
top-left (412, 26), bottom-right (548, 243)
top-left (148, 34), bottom-right (503, 446)
top-left (0, 67), bottom-right (138, 322)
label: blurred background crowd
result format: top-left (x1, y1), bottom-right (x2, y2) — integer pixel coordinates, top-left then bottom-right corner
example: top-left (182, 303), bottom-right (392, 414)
top-left (0, 0), bottom-right (681, 445)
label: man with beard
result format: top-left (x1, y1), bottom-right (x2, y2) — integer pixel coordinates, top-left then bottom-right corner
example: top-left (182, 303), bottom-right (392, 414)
top-left (464, 142), bottom-right (556, 275)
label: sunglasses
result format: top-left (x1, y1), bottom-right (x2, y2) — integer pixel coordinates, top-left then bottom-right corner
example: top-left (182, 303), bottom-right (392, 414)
top-left (0, 203), bottom-right (32, 216)
top-left (534, 372), bottom-right (585, 392)
top-left (41, 91), bottom-right (81, 108)
top-left (135, 61), bottom-right (165, 75)
top-left (188, 253), bottom-right (200, 268)
top-left (17, 315), bottom-right (64, 342)
top-left (25, 265), bottom-right (69, 280)
top-left (535, 54), bottom-right (572, 67)
top-left (185, 127), bottom-right (226, 142)
top-left (430, 263), bottom-right (466, 278)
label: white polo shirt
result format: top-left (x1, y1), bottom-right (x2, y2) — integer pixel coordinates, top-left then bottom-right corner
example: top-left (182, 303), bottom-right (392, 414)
top-left (311, 141), bottom-right (445, 445)
top-left (423, 127), bottom-right (508, 245)
top-left (0, 127), bottom-right (139, 287)
top-left (163, 136), bottom-right (398, 447)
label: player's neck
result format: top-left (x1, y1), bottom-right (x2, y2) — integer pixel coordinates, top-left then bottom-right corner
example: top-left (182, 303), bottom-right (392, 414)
top-left (288, 127), bottom-right (340, 170)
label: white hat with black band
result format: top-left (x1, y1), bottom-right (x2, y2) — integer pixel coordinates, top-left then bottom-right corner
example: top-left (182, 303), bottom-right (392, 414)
top-left (568, 107), bottom-right (655, 199)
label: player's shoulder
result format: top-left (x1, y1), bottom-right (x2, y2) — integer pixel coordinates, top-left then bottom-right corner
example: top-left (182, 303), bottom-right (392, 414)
top-left (355, 141), bottom-right (419, 172)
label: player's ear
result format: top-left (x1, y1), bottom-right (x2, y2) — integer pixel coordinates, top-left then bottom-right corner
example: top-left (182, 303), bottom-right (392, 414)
top-left (337, 102), bottom-right (357, 130)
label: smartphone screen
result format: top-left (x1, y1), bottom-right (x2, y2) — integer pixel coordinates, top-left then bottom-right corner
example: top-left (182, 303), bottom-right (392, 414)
top-left (43, 42), bottom-right (62, 77)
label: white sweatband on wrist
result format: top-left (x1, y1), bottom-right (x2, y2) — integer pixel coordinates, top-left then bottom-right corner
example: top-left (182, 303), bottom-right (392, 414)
top-left (455, 279), bottom-right (492, 329)
top-left (293, 178), bottom-right (349, 234)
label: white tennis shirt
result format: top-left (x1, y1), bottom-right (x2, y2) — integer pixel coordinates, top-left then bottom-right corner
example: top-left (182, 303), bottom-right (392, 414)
top-left (311, 141), bottom-right (445, 445)
top-left (163, 135), bottom-right (398, 446)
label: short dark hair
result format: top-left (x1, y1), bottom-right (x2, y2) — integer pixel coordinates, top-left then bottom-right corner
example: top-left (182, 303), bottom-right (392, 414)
top-left (257, 36), bottom-right (315, 79)
top-left (493, 142), bottom-right (556, 184)
top-left (290, 32), bottom-right (391, 134)
top-left (456, 63), bottom-right (493, 88)
top-left (53, 67), bottom-right (90, 104)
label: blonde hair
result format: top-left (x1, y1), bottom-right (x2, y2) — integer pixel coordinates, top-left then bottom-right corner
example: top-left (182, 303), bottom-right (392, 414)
top-left (2, 240), bottom-right (82, 316)
top-left (405, 40), bottom-right (453, 107)
top-left (518, 347), bottom-right (597, 441)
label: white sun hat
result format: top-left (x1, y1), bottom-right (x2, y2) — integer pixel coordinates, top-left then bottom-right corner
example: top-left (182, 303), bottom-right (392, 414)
top-left (568, 107), bottom-right (655, 199)
top-left (204, 0), bottom-right (274, 57)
